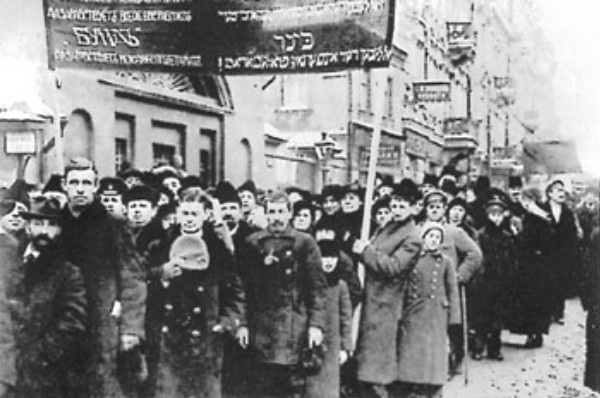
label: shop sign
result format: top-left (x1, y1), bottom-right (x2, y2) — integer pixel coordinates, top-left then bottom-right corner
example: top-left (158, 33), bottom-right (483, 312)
top-left (447, 22), bottom-right (475, 65)
top-left (359, 145), bottom-right (401, 168)
top-left (5, 132), bottom-right (36, 155)
top-left (43, 0), bottom-right (396, 73)
top-left (413, 81), bottom-right (451, 102)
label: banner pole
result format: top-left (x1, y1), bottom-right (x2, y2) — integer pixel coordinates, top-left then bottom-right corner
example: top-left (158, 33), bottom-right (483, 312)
top-left (351, 67), bottom-right (389, 345)
top-left (50, 71), bottom-right (64, 173)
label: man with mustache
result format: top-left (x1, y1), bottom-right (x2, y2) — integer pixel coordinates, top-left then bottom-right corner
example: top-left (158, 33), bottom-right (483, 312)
top-left (244, 191), bottom-right (327, 398)
top-left (59, 158), bottom-right (147, 398)
top-left (11, 196), bottom-right (87, 398)
top-left (214, 180), bottom-right (259, 398)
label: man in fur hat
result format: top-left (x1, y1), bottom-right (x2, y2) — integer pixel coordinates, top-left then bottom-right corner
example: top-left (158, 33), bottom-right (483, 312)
top-left (12, 196), bottom-right (87, 398)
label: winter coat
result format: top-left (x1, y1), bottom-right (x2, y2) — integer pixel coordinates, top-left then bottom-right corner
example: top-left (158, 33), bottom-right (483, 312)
top-left (470, 223), bottom-right (517, 332)
top-left (156, 226), bottom-right (246, 398)
top-left (60, 200), bottom-right (147, 398)
top-left (397, 251), bottom-right (460, 386)
top-left (10, 246), bottom-right (87, 398)
top-left (540, 202), bottom-right (580, 298)
top-left (437, 223), bottom-right (482, 283)
top-left (583, 229), bottom-right (600, 392)
top-left (0, 234), bottom-right (18, 390)
top-left (355, 218), bottom-right (422, 385)
top-left (305, 253), bottom-right (354, 398)
top-left (507, 211), bottom-right (554, 335)
top-left (244, 226), bottom-right (327, 366)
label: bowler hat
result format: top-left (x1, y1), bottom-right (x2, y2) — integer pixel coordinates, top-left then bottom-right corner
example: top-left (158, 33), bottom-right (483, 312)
top-left (21, 196), bottom-right (62, 221)
top-left (237, 180), bottom-right (258, 197)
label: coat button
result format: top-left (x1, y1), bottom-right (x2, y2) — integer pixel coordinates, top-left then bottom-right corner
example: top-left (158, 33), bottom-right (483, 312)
top-left (165, 304), bottom-right (173, 311)
top-left (193, 307), bottom-right (201, 314)
top-left (197, 286), bottom-right (204, 293)
top-left (162, 326), bottom-right (169, 334)
top-left (191, 330), bottom-right (201, 338)
top-left (285, 269), bottom-right (292, 275)
top-left (430, 295), bottom-right (435, 299)
top-left (432, 278), bottom-right (437, 283)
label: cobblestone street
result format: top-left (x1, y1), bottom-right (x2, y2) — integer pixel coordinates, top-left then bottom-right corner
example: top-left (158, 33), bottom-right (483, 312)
top-left (445, 299), bottom-right (600, 398)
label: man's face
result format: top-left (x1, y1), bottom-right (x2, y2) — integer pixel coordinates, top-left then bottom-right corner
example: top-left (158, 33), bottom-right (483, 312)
top-left (548, 185), bottom-right (567, 204)
top-left (293, 208), bottom-right (312, 232)
top-left (239, 191), bottom-right (256, 213)
top-left (508, 187), bottom-right (522, 203)
top-left (322, 256), bottom-right (339, 273)
top-left (341, 192), bottom-right (361, 213)
top-left (375, 207), bottom-right (392, 228)
top-left (63, 169), bottom-right (97, 211)
top-left (0, 202), bottom-right (27, 233)
top-left (127, 200), bottom-right (156, 228)
top-left (426, 201), bottom-right (446, 222)
top-left (100, 194), bottom-right (125, 219)
top-left (390, 198), bottom-right (412, 222)
top-left (412, 199), bottom-right (424, 217)
top-left (266, 201), bottom-right (291, 234)
top-left (221, 202), bottom-right (242, 230)
top-left (163, 177), bottom-right (181, 197)
top-left (322, 196), bottom-right (340, 216)
top-left (488, 209), bottom-right (505, 226)
top-left (423, 230), bottom-right (442, 252)
top-left (27, 218), bottom-right (61, 249)
top-left (448, 206), bottom-right (466, 225)
top-left (177, 201), bottom-right (206, 234)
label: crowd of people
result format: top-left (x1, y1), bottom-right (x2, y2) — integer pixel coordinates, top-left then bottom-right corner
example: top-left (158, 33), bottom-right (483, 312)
top-left (0, 157), bottom-right (598, 398)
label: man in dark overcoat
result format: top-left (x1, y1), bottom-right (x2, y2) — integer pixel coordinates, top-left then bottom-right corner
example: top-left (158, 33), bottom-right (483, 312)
top-left (59, 158), bottom-right (147, 398)
top-left (244, 191), bottom-right (327, 398)
top-left (214, 181), bottom-right (259, 398)
top-left (155, 187), bottom-right (246, 398)
top-left (540, 180), bottom-right (580, 324)
top-left (11, 196), bottom-right (87, 398)
top-left (582, 226), bottom-right (600, 392)
top-left (352, 185), bottom-right (422, 398)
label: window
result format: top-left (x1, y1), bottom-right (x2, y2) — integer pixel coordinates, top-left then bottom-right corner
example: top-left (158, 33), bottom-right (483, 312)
top-left (199, 129), bottom-right (216, 187)
top-left (153, 143), bottom-right (175, 167)
top-left (115, 139), bottom-right (128, 173)
top-left (386, 77), bottom-right (394, 117)
top-left (114, 113), bottom-right (135, 172)
top-left (359, 71), bottom-right (372, 112)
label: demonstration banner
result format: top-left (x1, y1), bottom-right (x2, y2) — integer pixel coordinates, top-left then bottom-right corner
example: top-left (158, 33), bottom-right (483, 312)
top-left (43, 0), bottom-right (395, 73)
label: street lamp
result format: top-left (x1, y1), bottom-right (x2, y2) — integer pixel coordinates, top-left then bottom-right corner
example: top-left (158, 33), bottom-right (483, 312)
top-left (315, 132), bottom-right (342, 189)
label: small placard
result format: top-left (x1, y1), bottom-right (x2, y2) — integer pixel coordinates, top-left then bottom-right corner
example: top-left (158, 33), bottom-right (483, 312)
top-left (5, 132), bottom-right (36, 155)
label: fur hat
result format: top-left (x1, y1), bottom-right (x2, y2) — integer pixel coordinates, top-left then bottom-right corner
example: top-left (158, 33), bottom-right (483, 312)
top-left (124, 185), bottom-right (158, 205)
top-left (321, 185), bottom-right (343, 202)
top-left (422, 173), bottom-right (439, 187)
top-left (447, 197), bottom-right (468, 212)
top-left (215, 181), bottom-right (241, 205)
top-left (237, 180), bottom-right (258, 197)
top-left (21, 196), bottom-right (62, 221)
top-left (508, 176), bottom-right (523, 189)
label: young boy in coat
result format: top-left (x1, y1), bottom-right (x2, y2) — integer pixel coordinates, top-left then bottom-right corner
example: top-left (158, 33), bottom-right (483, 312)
top-left (305, 240), bottom-right (355, 398)
top-left (471, 198), bottom-right (517, 360)
top-left (396, 222), bottom-right (460, 398)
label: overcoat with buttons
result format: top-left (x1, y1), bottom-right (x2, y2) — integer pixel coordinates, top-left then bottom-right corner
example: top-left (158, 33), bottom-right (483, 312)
top-left (355, 218), bottom-right (422, 385)
top-left (396, 251), bottom-right (460, 386)
top-left (244, 226), bottom-right (327, 366)
top-left (155, 225), bottom-right (246, 398)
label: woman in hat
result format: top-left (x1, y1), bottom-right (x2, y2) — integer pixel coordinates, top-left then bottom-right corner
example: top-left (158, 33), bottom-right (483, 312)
top-left (395, 222), bottom-right (460, 398)
top-left (292, 200), bottom-right (315, 234)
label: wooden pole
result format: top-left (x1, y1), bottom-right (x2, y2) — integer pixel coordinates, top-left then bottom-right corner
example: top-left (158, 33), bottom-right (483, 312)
top-left (351, 67), bottom-right (389, 345)
top-left (51, 72), bottom-right (64, 173)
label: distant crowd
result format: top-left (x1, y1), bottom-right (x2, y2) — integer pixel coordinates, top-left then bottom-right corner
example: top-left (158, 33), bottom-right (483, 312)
top-left (0, 158), bottom-right (598, 398)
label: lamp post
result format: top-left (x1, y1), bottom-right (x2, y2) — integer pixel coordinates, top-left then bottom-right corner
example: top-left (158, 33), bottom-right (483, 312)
top-left (315, 132), bottom-right (341, 190)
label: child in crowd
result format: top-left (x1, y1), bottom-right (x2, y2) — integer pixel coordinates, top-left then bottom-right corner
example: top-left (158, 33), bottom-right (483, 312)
top-left (396, 222), bottom-right (460, 398)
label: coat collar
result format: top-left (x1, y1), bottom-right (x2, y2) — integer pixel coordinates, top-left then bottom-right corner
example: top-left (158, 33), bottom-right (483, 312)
top-left (255, 225), bottom-right (297, 241)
